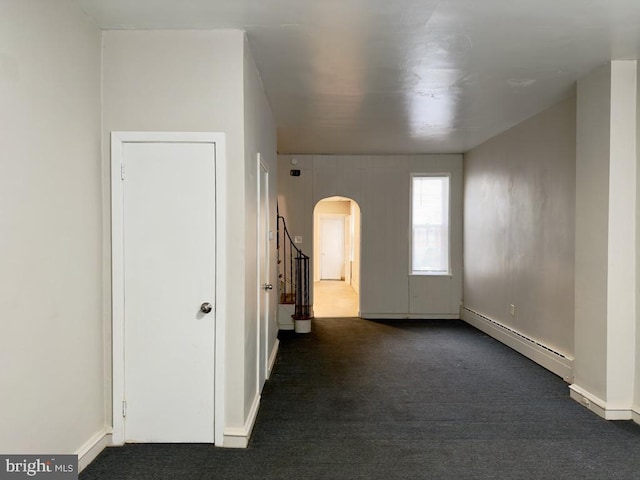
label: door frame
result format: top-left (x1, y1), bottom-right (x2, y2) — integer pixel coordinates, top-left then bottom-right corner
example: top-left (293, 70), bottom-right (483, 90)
top-left (256, 154), bottom-right (269, 392)
top-left (110, 131), bottom-right (227, 446)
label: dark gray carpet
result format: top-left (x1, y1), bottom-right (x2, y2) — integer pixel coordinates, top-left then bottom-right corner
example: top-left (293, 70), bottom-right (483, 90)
top-left (81, 318), bottom-right (640, 479)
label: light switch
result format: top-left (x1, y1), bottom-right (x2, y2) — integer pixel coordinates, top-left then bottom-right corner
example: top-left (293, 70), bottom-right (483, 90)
top-left (294, 236), bottom-right (303, 244)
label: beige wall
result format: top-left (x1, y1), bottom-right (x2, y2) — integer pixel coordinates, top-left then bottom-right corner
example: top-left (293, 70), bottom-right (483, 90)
top-left (316, 200), bottom-right (351, 215)
top-left (278, 155), bottom-right (463, 318)
top-left (0, 0), bottom-right (104, 454)
top-left (464, 95), bottom-right (576, 357)
top-left (573, 66), bottom-right (610, 396)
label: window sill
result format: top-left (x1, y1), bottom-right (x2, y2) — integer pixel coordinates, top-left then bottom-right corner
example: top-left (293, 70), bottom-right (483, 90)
top-left (410, 271), bottom-right (453, 277)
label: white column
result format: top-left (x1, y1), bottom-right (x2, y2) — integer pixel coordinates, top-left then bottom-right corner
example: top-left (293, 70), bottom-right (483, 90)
top-left (572, 61), bottom-right (637, 419)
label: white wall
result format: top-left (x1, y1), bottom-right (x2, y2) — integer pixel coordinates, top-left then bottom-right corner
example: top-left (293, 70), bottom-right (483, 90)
top-left (0, 0), bottom-right (105, 454)
top-left (278, 155), bottom-right (463, 318)
top-left (463, 95), bottom-right (576, 359)
top-left (636, 60), bottom-right (640, 415)
top-left (102, 29), bottom-right (250, 436)
top-left (242, 36), bottom-right (278, 417)
top-left (574, 65), bottom-right (611, 397)
top-left (604, 62), bottom-right (636, 409)
top-left (351, 201), bottom-right (361, 294)
top-left (572, 61), bottom-right (637, 417)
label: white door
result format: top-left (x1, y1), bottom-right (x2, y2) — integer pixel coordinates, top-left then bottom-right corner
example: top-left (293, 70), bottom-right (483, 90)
top-left (122, 141), bottom-right (215, 443)
top-left (320, 217), bottom-right (345, 280)
top-left (257, 160), bottom-right (269, 390)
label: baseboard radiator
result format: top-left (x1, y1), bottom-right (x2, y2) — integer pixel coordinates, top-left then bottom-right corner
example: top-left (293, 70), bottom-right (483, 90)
top-left (460, 306), bottom-right (573, 382)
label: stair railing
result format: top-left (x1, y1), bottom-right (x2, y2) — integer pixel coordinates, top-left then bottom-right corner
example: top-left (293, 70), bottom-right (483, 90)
top-left (277, 208), bottom-right (311, 320)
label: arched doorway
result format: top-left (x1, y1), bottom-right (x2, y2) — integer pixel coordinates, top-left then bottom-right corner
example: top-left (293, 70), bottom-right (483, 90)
top-left (313, 197), bottom-right (361, 317)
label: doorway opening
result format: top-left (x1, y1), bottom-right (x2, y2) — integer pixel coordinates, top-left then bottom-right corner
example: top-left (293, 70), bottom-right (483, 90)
top-left (313, 197), bottom-right (361, 317)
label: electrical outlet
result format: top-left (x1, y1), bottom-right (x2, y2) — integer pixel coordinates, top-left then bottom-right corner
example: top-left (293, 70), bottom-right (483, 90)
top-left (294, 235), bottom-right (302, 244)
top-left (509, 304), bottom-right (516, 316)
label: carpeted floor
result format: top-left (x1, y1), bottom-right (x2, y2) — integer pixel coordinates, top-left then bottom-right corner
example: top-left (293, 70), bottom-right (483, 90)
top-left (81, 318), bottom-right (640, 479)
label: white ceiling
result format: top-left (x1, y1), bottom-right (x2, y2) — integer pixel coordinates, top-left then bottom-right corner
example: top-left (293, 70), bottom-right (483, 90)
top-left (76, 0), bottom-right (640, 154)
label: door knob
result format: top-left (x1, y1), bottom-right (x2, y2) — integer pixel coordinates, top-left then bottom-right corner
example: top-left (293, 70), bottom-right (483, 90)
top-left (263, 284), bottom-right (273, 290)
top-left (200, 302), bottom-right (213, 314)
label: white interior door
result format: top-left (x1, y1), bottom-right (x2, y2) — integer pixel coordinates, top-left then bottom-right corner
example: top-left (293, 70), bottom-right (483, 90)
top-left (122, 141), bottom-right (215, 443)
top-left (320, 217), bottom-right (345, 280)
top-left (258, 160), bottom-right (269, 390)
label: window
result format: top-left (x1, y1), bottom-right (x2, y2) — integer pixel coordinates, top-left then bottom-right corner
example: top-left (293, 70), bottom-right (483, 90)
top-left (411, 174), bottom-right (450, 274)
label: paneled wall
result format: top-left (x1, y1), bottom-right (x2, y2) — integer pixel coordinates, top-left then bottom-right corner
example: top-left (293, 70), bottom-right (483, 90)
top-left (278, 155), bottom-right (463, 318)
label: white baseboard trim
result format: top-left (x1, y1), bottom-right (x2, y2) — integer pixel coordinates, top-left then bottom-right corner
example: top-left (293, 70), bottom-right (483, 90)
top-left (222, 393), bottom-right (260, 448)
top-left (267, 339), bottom-right (279, 379)
top-left (632, 408), bottom-right (640, 425)
top-left (460, 307), bottom-right (573, 382)
top-left (77, 427), bottom-right (112, 472)
top-left (222, 433), bottom-right (249, 449)
top-left (569, 384), bottom-right (633, 420)
top-left (361, 313), bottom-right (460, 320)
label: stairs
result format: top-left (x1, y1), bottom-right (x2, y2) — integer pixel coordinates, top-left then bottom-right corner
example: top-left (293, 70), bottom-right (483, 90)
top-left (280, 292), bottom-right (295, 305)
top-left (277, 208), bottom-right (313, 331)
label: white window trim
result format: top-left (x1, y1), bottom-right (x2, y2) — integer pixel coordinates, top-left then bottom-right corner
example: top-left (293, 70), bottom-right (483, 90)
top-left (409, 173), bottom-right (452, 276)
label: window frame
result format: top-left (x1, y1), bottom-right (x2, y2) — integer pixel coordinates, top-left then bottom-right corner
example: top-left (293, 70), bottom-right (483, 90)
top-left (409, 173), bottom-right (452, 276)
